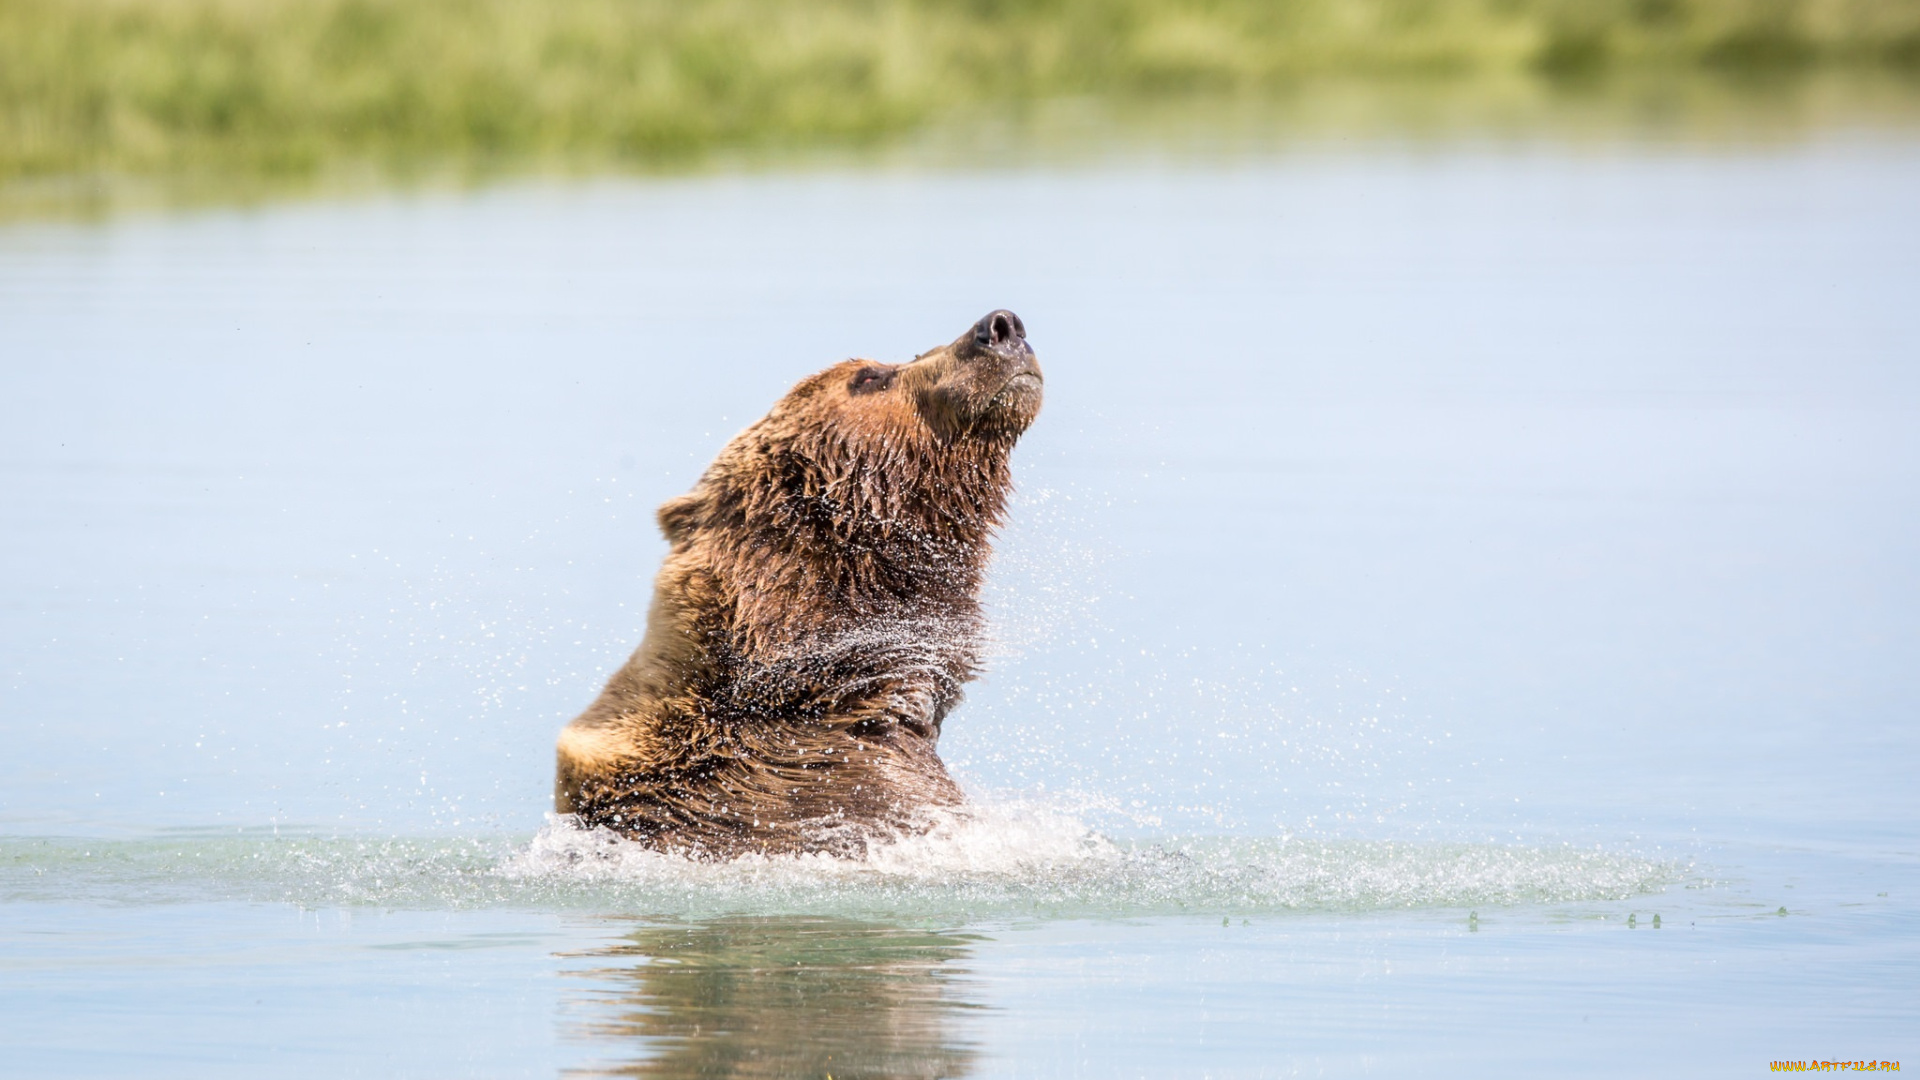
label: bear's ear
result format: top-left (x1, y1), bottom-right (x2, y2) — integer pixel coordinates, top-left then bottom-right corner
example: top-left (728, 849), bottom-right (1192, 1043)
top-left (657, 494), bottom-right (704, 545)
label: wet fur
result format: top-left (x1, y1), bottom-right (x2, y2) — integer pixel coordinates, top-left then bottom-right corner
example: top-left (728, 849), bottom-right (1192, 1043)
top-left (555, 313), bottom-right (1042, 858)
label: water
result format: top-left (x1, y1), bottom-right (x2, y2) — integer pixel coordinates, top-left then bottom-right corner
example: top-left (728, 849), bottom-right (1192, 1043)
top-left (2, 135), bottom-right (1917, 1075)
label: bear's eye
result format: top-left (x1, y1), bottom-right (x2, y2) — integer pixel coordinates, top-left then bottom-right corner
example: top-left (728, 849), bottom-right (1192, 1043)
top-left (848, 366), bottom-right (895, 395)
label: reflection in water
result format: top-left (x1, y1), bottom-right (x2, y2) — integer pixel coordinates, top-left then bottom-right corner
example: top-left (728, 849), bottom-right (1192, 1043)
top-left (564, 917), bottom-right (983, 1079)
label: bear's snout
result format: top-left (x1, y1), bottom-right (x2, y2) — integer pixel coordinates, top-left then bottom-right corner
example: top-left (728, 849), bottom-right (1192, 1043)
top-left (963, 309), bottom-right (1030, 360)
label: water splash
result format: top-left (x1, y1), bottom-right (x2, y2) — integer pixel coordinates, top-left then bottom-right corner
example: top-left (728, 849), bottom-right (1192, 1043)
top-left (502, 805), bottom-right (1682, 918)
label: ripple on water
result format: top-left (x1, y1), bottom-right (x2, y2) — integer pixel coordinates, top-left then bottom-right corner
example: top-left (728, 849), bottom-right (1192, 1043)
top-left (1, 800), bottom-right (1680, 918)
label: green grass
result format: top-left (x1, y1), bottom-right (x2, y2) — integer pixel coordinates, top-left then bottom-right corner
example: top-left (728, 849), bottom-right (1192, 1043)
top-left (4, 0), bottom-right (1919, 184)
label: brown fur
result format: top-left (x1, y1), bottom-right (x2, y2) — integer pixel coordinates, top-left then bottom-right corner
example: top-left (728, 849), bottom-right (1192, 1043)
top-left (555, 311), bottom-right (1042, 858)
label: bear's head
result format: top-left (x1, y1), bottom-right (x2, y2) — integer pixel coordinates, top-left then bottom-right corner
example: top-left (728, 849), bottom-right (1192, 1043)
top-left (660, 309), bottom-right (1041, 540)
top-left (652, 310), bottom-right (1042, 646)
top-left (843, 308), bottom-right (1044, 445)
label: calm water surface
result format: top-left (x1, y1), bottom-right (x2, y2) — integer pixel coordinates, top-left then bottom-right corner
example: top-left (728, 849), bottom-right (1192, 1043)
top-left (2, 137), bottom-right (1917, 1076)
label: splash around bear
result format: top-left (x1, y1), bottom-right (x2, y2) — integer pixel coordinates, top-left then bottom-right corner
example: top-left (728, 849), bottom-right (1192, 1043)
top-left (554, 311), bottom-right (1043, 858)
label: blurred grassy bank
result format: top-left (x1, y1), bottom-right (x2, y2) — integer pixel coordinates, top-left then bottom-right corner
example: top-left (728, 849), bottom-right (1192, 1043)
top-left (4, 0), bottom-right (1920, 189)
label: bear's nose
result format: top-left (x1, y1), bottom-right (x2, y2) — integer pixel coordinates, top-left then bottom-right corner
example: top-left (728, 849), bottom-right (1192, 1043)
top-left (971, 310), bottom-right (1027, 353)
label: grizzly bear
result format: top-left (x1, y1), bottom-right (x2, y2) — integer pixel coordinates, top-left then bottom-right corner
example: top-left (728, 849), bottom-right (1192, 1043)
top-left (554, 310), bottom-right (1043, 858)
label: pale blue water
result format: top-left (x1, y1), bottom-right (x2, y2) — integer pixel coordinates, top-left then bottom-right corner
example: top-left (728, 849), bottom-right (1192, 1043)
top-left (2, 137), bottom-right (1917, 1076)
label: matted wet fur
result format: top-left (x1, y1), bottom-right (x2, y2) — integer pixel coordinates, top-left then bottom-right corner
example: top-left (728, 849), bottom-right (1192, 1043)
top-left (555, 311), bottom-right (1043, 859)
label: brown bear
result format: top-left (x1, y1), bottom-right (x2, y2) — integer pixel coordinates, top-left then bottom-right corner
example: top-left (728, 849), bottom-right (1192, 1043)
top-left (554, 310), bottom-right (1043, 858)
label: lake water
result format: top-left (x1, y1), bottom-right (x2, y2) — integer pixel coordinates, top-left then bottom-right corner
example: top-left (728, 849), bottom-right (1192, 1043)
top-left (2, 135), bottom-right (1917, 1076)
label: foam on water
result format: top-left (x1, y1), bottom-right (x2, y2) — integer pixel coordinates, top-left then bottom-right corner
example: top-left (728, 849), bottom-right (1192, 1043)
top-left (2, 797), bottom-right (1682, 920)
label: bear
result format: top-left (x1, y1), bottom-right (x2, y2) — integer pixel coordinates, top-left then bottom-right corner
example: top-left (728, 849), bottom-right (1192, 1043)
top-left (554, 310), bottom-right (1043, 858)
